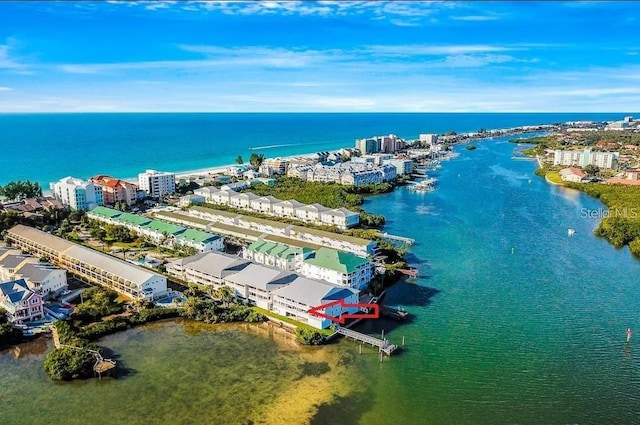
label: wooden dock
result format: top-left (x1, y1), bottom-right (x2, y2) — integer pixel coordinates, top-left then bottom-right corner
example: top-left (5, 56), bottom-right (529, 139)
top-left (51, 324), bottom-right (116, 378)
top-left (336, 327), bottom-right (398, 356)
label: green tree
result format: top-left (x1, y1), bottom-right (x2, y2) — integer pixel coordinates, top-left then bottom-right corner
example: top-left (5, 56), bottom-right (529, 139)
top-left (0, 180), bottom-right (43, 201)
top-left (0, 307), bottom-right (23, 348)
top-left (249, 153), bottom-right (265, 170)
top-left (235, 155), bottom-right (244, 164)
top-left (295, 328), bottom-right (325, 345)
top-left (584, 164), bottom-right (600, 176)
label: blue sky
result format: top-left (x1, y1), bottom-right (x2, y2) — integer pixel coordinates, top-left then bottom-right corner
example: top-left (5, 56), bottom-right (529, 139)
top-left (0, 1), bottom-right (639, 112)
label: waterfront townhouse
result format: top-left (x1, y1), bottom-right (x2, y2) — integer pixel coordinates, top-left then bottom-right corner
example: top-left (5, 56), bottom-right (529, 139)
top-left (320, 208), bottom-right (360, 229)
top-left (7, 225), bottom-right (168, 300)
top-left (87, 207), bottom-right (223, 252)
top-left (0, 247), bottom-right (68, 299)
top-left (138, 170), bottom-right (176, 197)
top-left (250, 195), bottom-right (280, 214)
top-left (230, 192), bottom-right (259, 209)
top-left (50, 176), bottom-right (104, 210)
top-left (89, 175), bottom-right (138, 206)
top-left (187, 206), bottom-right (375, 256)
top-left (178, 194), bottom-right (205, 208)
top-left (0, 279), bottom-right (44, 324)
top-left (169, 251), bottom-right (360, 329)
top-left (193, 186), bottom-right (219, 202)
top-left (191, 188), bottom-right (360, 230)
top-left (271, 277), bottom-right (359, 329)
top-left (295, 203), bottom-right (329, 223)
top-left (223, 264), bottom-right (297, 309)
top-left (137, 220), bottom-right (185, 244)
top-left (242, 240), bottom-right (312, 271)
top-left (272, 199), bottom-right (305, 219)
top-left (166, 251), bottom-right (250, 288)
top-left (300, 247), bottom-right (373, 290)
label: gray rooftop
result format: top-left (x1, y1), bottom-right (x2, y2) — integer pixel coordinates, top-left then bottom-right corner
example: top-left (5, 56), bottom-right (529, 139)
top-left (62, 245), bottom-right (162, 288)
top-left (224, 263), bottom-right (296, 291)
top-left (182, 251), bottom-right (250, 279)
top-left (15, 262), bottom-right (63, 283)
top-left (272, 276), bottom-right (358, 307)
top-left (0, 254), bottom-right (33, 269)
top-left (9, 224), bottom-right (75, 252)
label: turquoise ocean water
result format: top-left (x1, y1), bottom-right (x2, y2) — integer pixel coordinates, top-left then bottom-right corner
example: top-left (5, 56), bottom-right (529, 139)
top-left (0, 113), bottom-right (633, 186)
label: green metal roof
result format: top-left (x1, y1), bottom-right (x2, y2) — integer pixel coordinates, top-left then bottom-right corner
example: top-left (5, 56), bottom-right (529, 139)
top-left (303, 247), bottom-right (369, 274)
top-left (115, 212), bottom-right (152, 226)
top-left (143, 220), bottom-right (185, 235)
top-left (246, 240), bottom-right (268, 252)
top-left (177, 228), bottom-right (220, 244)
top-left (89, 206), bottom-right (123, 219)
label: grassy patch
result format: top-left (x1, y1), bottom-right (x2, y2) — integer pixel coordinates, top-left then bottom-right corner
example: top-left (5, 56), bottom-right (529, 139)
top-left (252, 307), bottom-right (333, 336)
top-left (546, 172), bottom-right (563, 184)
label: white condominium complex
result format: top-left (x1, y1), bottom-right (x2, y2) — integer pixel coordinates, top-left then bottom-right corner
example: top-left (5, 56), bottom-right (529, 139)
top-left (138, 169), bottom-right (176, 197)
top-left (553, 148), bottom-right (619, 169)
top-left (50, 176), bottom-right (104, 210)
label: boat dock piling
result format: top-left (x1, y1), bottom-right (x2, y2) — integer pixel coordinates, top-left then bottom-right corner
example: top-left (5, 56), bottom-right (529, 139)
top-left (336, 326), bottom-right (398, 356)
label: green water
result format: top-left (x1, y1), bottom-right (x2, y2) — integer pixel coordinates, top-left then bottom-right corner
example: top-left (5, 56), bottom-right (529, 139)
top-left (3, 134), bottom-right (640, 424)
top-left (0, 320), bottom-right (369, 425)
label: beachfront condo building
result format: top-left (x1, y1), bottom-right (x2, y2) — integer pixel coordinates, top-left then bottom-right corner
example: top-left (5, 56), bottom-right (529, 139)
top-left (553, 148), bottom-right (619, 169)
top-left (0, 278), bottom-right (44, 324)
top-left (50, 176), bottom-right (104, 210)
top-left (138, 169), bottom-right (176, 198)
top-left (89, 175), bottom-right (138, 206)
top-left (0, 246), bottom-right (68, 299)
top-left (7, 225), bottom-right (168, 301)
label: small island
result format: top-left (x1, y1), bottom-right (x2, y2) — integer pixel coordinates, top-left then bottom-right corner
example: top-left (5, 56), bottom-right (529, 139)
top-left (466, 144), bottom-right (477, 151)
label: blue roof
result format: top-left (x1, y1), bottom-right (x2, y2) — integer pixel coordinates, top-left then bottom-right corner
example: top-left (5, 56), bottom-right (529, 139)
top-left (0, 279), bottom-right (31, 303)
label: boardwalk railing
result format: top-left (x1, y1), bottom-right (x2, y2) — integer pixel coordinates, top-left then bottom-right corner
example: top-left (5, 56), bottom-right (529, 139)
top-left (336, 327), bottom-right (398, 356)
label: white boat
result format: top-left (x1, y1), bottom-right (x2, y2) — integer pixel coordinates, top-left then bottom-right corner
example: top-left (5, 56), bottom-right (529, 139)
top-left (568, 228), bottom-right (576, 236)
top-left (408, 178), bottom-right (437, 192)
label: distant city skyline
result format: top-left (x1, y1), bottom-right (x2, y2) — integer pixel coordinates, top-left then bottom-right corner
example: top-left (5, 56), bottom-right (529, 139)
top-left (1, 1), bottom-right (639, 112)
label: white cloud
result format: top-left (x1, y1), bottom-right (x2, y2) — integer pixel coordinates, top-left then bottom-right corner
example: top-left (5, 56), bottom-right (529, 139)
top-left (365, 44), bottom-right (515, 56)
top-left (0, 86), bottom-right (12, 91)
top-left (450, 15), bottom-right (502, 21)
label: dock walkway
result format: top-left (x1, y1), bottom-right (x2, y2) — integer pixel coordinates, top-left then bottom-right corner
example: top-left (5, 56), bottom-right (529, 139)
top-left (336, 327), bottom-right (398, 356)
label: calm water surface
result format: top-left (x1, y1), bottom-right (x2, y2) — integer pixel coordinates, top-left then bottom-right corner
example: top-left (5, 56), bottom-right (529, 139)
top-left (2, 133), bottom-right (640, 425)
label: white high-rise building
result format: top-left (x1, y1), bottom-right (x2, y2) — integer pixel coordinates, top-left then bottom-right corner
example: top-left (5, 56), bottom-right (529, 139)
top-left (138, 170), bottom-right (176, 197)
top-left (552, 148), bottom-right (619, 169)
top-left (50, 177), bottom-right (104, 210)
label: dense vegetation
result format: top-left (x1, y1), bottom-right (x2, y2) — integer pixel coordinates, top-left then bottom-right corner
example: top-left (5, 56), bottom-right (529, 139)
top-left (181, 284), bottom-right (265, 324)
top-left (248, 177), bottom-right (364, 208)
top-left (72, 287), bottom-right (125, 324)
top-left (43, 320), bottom-right (97, 380)
top-left (0, 180), bottom-right (43, 201)
top-left (295, 328), bottom-right (325, 345)
top-left (243, 177), bottom-right (387, 227)
top-left (566, 183), bottom-right (640, 257)
top-left (0, 307), bottom-right (22, 349)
